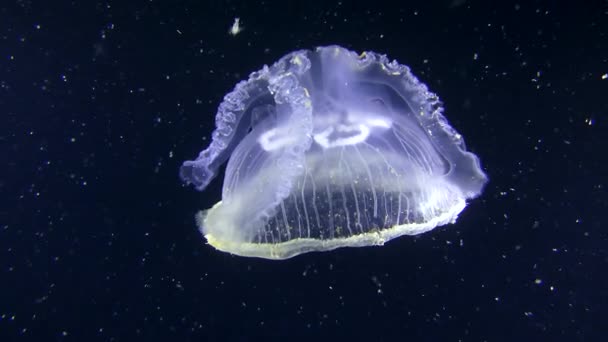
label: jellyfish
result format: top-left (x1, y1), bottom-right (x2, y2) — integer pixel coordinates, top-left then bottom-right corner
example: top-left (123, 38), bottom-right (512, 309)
top-left (180, 45), bottom-right (488, 259)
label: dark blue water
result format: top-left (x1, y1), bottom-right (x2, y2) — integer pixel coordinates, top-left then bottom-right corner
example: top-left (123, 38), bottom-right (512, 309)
top-left (2, 1), bottom-right (606, 341)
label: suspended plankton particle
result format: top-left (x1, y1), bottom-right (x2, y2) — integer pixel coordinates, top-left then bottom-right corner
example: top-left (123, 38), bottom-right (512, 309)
top-left (180, 45), bottom-right (488, 259)
top-left (228, 18), bottom-right (242, 36)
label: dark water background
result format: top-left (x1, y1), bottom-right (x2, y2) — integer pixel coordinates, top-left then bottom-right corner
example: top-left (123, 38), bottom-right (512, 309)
top-left (2, 1), bottom-right (607, 341)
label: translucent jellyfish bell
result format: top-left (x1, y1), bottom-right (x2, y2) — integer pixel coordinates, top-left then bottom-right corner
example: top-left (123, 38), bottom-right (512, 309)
top-left (180, 45), bottom-right (488, 259)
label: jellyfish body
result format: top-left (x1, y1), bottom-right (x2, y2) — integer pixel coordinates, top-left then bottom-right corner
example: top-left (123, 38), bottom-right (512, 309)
top-left (181, 46), bottom-right (488, 259)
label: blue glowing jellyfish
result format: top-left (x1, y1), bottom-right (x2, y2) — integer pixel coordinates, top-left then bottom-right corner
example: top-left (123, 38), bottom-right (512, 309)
top-left (181, 46), bottom-right (488, 259)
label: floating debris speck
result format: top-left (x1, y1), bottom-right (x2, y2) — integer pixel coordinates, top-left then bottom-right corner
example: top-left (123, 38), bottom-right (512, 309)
top-left (229, 18), bottom-right (243, 36)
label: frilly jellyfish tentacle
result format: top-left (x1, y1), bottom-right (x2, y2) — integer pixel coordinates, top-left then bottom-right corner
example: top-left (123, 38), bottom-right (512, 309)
top-left (180, 51), bottom-right (313, 192)
top-left (180, 80), bottom-right (252, 190)
top-left (179, 77), bottom-right (278, 190)
top-left (266, 71), bottom-right (314, 196)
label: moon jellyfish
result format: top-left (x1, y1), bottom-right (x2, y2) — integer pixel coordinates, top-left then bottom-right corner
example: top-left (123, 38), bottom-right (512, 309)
top-left (180, 45), bottom-right (488, 259)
